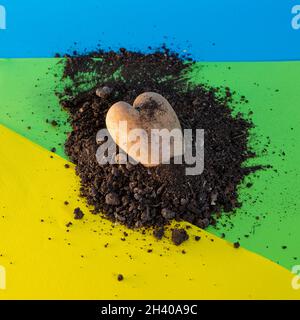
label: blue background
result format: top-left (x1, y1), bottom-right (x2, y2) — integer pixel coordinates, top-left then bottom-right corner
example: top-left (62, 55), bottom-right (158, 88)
top-left (0, 0), bottom-right (299, 61)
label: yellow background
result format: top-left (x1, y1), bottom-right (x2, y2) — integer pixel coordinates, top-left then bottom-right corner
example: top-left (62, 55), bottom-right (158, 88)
top-left (0, 125), bottom-right (299, 299)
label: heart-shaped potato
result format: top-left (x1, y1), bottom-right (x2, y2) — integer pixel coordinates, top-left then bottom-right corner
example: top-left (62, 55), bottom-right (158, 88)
top-left (106, 92), bottom-right (183, 167)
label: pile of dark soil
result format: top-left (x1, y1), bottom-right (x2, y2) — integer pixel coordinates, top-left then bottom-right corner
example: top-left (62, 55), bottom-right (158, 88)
top-left (58, 48), bottom-right (259, 241)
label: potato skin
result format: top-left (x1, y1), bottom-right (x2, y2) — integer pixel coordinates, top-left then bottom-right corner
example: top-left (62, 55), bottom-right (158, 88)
top-left (106, 92), bottom-right (183, 166)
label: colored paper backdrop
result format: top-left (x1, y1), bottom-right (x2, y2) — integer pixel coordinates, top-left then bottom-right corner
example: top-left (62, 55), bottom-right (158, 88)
top-left (0, 0), bottom-right (300, 61)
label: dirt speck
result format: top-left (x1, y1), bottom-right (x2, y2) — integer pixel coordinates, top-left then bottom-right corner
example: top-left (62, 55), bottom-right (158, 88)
top-left (172, 229), bottom-right (189, 246)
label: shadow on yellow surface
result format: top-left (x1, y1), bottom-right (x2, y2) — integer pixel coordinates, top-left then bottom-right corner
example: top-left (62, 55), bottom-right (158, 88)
top-left (0, 124), bottom-right (299, 299)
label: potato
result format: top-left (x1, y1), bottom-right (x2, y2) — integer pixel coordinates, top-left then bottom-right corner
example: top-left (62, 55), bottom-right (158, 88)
top-left (106, 92), bottom-right (183, 167)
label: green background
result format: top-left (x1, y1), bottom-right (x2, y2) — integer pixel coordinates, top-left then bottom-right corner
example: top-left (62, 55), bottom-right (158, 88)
top-left (0, 58), bottom-right (299, 270)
